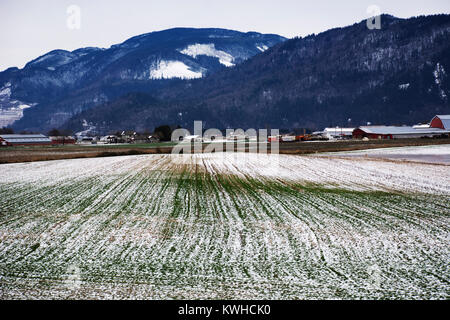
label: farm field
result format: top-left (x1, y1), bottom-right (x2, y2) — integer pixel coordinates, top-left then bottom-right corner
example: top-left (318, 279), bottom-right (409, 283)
top-left (0, 150), bottom-right (449, 299)
top-left (321, 144), bottom-right (450, 164)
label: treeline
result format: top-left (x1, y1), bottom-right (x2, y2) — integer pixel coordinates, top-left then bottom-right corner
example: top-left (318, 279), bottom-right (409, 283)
top-left (0, 127), bottom-right (14, 134)
top-left (110, 125), bottom-right (180, 142)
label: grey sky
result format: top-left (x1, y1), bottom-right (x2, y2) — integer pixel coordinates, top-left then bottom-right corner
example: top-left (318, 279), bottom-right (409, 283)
top-left (1, 0), bottom-right (449, 71)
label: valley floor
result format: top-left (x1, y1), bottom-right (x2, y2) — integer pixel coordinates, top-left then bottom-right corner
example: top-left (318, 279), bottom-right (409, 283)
top-left (1, 138), bottom-right (450, 164)
top-left (0, 150), bottom-right (449, 299)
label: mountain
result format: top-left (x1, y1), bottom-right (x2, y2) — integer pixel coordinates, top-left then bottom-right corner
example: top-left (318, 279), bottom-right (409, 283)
top-left (64, 14), bottom-right (450, 134)
top-left (0, 28), bottom-right (285, 131)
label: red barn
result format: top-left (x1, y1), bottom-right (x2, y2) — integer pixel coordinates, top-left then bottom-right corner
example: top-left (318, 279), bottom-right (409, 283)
top-left (352, 128), bottom-right (393, 140)
top-left (430, 115), bottom-right (450, 130)
top-left (50, 136), bottom-right (76, 145)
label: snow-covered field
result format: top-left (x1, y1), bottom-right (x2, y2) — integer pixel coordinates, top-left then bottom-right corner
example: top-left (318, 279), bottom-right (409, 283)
top-left (0, 151), bottom-right (449, 299)
top-left (322, 144), bottom-right (450, 164)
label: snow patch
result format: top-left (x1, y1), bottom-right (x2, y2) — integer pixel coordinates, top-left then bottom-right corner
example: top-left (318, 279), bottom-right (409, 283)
top-left (0, 82), bottom-right (12, 97)
top-left (256, 45), bottom-right (269, 52)
top-left (149, 60), bottom-right (203, 80)
top-left (0, 86), bottom-right (11, 97)
top-left (398, 83), bottom-right (410, 90)
top-left (75, 120), bottom-right (97, 138)
top-left (0, 82), bottom-right (37, 127)
top-left (32, 54), bottom-right (55, 65)
top-left (433, 63), bottom-right (447, 100)
top-left (179, 43), bottom-right (235, 67)
top-left (433, 63), bottom-right (446, 85)
top-left (208, 35), bottom-right (232, 39)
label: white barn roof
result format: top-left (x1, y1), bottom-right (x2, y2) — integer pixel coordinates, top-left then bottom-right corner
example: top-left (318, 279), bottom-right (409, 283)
top-left (357, 126), bottom-right (449, 135)
top-left (324, 128), bottom-right (355, 133)
top-left (0, 134), bottom-right (51, 144)
top-left (323, 128), bottom-right (355, 137)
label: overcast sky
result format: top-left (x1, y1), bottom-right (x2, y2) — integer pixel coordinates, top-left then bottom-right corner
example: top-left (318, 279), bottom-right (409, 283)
top-left (0, 0), bottom-right (449, 71)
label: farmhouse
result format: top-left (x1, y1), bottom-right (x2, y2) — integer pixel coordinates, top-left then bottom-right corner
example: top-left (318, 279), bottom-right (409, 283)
top-left (99, 135), bottom-right (119, 144)
top-left (0, 134), bottom-right (52, 146)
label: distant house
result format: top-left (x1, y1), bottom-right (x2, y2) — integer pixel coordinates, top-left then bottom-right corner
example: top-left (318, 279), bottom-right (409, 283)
top-left (0, 134), bottom-right (52, 147)
top-left (78, 137), bottom-right (95, 144)
top-left (120, 131), bottom-right (137, 143)
top-left (430, 115), bottom-right (450, 130)
top-left (99, 135), bottom-right (119, 144)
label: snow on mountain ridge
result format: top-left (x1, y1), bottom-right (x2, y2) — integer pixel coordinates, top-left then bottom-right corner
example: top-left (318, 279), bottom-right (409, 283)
top-left (179, 43), bottom-right (235, 67)
top-left (2, 28), bottom-right (287, 131)
top-left (26, 51), bottom-right (78, 69)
